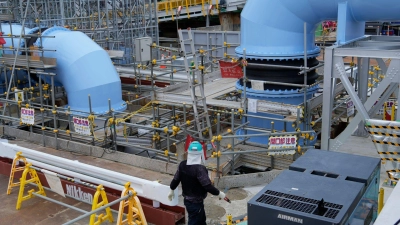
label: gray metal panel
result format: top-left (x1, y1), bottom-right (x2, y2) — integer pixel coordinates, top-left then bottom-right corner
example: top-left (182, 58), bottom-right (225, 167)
top-left (180, 30), bottom-right (240, 59)
top-left (289, 149), bottom-right (380, 183)
top-left (134, 37), bottom-right (152, 62)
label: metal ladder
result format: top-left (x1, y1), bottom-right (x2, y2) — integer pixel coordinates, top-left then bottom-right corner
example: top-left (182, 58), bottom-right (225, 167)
top-left (178, 29), bottom-right (213, 141)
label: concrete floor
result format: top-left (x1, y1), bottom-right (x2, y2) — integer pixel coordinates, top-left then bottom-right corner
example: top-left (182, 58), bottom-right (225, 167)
top-left (0, 134), bottom-right (394, 225)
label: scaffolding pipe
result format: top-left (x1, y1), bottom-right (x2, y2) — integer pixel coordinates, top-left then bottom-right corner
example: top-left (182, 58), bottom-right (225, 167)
top-left (31, 192), bottom-right (88, 214)
top-left (220, 146), bottom-right (313, 155)
top-left (62, 194), bottom-right (131, 225)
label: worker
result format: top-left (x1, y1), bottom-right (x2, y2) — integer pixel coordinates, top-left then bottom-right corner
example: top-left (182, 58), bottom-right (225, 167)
top-left (168, 141), bottom-right (226, 225)
top-left (0, 32), bottom-right (5, 57)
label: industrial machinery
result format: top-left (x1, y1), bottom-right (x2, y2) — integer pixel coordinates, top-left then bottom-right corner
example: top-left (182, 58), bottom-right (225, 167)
top-left (248, 149), bottom-right (380, 225)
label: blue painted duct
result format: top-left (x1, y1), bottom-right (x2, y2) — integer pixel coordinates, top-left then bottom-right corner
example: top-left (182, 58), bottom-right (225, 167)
top-left (1, 24), bottom-right (126, 114)
top-left (234, 0), bottom-right (400, 145)
top-left (236, 0), bottom-right (400, 60)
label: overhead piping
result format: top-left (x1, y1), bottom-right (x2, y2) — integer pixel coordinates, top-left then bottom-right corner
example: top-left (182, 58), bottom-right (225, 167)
top-left (236, 0), bottom-right (400, 60)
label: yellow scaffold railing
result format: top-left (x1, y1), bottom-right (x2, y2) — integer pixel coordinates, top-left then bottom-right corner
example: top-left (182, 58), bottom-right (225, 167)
top-left (158, 0), bottom-right (219, 19)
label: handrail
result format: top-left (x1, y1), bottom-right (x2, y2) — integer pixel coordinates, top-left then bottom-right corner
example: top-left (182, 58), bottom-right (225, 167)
top-left (158, 0), bottom-right (218, 14)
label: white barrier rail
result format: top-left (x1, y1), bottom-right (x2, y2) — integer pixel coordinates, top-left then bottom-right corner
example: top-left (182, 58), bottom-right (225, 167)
top-left (0, 142), bottom-right (178, 206)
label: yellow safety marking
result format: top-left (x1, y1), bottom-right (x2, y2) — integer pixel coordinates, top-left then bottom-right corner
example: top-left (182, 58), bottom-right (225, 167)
top-left (89, 185), bottom-right (114, 225)
top-left (367, 123), bottom-right (400, 182)
top-left (377, 151), bottom-right (399, 155)
top-left (367, 124), bottom-right (400, 130)
top-left (368, 131), bottom-right (399, 137)
top-left (117, 182), bottom-right (147, 225)
top-left (381, 158), bottom-right (400, 162)
top-left (372, 140), bottom-right (400, 146)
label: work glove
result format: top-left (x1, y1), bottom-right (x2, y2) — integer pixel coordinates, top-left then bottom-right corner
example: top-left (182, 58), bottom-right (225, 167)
top-left (168, 189), bottom-right (175, 201)
top-left (218, 191), bottom-right (226, 199)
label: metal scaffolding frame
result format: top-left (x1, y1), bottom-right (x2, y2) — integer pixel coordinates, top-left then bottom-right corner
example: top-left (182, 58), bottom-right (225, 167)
top-left (1, 17), bottom-right (320, 178)
top-left (321, 35), bottom-right (400, 150)
top-left (10, 0), bottom-right (159, 64)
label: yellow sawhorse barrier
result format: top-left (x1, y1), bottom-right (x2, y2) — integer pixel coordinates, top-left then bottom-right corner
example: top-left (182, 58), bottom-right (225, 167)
top-left (16, 163), bottom-right (46, 210)
top-left (7, 152), bottom-right (32, 195)
top-left (117, 182), bottom-right (147, 225)
top-left (90, 185), bottom-right (114, 225)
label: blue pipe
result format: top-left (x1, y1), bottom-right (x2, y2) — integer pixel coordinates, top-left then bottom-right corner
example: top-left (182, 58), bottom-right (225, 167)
top-left (236, 0), bottom-right (400, 60)
top-left (1, 24), bottom-right (126, 114)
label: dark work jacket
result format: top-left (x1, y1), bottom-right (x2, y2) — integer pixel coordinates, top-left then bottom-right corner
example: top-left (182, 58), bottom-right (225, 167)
top-left (170, 160), bottom-right (219, 203)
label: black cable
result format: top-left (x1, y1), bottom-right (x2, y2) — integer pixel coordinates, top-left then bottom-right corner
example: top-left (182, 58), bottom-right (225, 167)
top-left (394, 218), bottom-right (400, 225)
top-left (1, 135), bottom-right (16, 140)
top-left (99, 117), bottom-right (117, 157)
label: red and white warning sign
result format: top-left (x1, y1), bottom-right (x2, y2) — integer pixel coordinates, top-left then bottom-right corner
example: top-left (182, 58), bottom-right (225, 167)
top-left (268, 136), bottom-right (297, 149)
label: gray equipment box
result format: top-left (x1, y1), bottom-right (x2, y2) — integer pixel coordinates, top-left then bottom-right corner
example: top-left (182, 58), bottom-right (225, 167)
top-left (134, 37), bottom-right (152, 62)
top-left (248, 149), bottom-right (380, 225)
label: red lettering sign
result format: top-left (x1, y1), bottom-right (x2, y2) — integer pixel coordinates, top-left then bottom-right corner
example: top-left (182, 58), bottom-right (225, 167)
top-left (219, 60), bottom-right (243, 79)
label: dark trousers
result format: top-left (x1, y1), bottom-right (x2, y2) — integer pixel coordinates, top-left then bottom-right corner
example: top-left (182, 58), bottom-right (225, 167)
top-left (184, 199), bottom-right (206, 225)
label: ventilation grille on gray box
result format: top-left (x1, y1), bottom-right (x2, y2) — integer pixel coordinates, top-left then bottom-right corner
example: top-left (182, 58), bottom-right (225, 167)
top-left (255, 190), bottom-right (343, 219)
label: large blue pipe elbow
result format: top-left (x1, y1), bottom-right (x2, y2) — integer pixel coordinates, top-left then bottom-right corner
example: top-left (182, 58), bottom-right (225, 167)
top-left (1, 24), bottom-right (126, 114)
top-left (236, 0), bottom-right (400, 60)
top-left (35, 27), bottom-right (126, 114)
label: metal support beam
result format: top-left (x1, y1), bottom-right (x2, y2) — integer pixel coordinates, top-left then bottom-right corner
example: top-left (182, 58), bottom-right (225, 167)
top-left (335, 63), bottom-right (370, 120)
top-left (375, 58), bottom-right (388, 75)
top-left (354, 57), bottom-right (370, 137)
top-left (329, 59), bottom-right (400, 151)
top-left (321, 47), bottom-right (335, 150)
